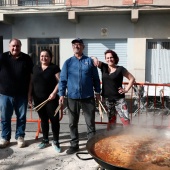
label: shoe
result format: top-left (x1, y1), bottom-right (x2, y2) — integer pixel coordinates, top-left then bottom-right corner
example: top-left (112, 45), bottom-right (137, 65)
top-left (0, 138), bottom-right (10, 148)
top-left (17, 137), bottom-right (25, 148)
top-left (52, 140), bottom-right (61, 153)
top-left (66, 146), bottom-right (79, 154)
top-left (38, 139), bottom-right (49, 149)
top-left (120, 117), bottom-right (130, 126)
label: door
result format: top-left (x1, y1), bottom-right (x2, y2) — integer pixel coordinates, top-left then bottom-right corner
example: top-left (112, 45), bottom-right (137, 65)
top-left (146, 40), bottom-right (170, 83)
top-left (29, 38), bottom-right (59, 66)
top-left (0, 36), bottom-right (3, 54)
top-left (35, 44), bottom-right (59, 65)
top-left (83, 39), bottom-right (127, 80)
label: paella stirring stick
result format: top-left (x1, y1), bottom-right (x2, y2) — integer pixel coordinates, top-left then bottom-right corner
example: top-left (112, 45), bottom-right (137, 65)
top-left (99, 100), bottom-right (107, 114)
top-left (33, 99), bottom-right (49, 111)
top-left (98, 103), bottom-right (104, 119)
top-left (54, 104), bottom-right (62, 117)
top-left (35, 101), bottom-right (49, 112)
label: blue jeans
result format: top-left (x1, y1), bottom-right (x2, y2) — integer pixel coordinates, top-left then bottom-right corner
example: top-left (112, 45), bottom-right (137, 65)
top-left (0, 94), bottom-right (28, 141)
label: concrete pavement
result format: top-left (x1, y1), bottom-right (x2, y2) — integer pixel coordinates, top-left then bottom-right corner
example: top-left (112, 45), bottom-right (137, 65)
top-left (0, 111), bottom-right (108, 170)
top-left (1, 107), bottom-right (170, 170)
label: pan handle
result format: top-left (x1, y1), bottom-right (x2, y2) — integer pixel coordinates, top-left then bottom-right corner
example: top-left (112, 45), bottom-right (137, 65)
top-left (76, 152), bottom-right (93, 160)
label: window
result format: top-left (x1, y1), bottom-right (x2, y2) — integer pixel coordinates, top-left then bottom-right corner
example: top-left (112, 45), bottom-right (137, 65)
top-left (18, 0), bottom-right (54, 6)
top-left (148, 42), bottom-right (157, 49)
top-left (161, 42), bottom-right (170, 49)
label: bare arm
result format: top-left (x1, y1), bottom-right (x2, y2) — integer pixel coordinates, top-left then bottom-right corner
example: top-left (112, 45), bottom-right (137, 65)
top-left (118, 71), bottom-right (135, 94)
top-left (91, 56), bottom-right (102, 68)
top-left (28, 74), bottom-right (32, 106)
top-left (124, 71), bottom-right (135, 91)
top-left (48, 72), bottom-right (60, 100)
top-left (59, 96), bottom-right (65, 105)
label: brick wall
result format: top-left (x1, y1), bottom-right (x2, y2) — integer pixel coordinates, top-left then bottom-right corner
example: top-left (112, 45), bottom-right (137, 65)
top-left (138, 0), bottom-right (153, 4)
top-left (123, 0), bottom-right (153, 5)
top-left (66, 0), bottom-right (88, 6)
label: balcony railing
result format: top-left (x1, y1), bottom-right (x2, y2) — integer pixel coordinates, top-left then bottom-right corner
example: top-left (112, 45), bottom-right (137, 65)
top-left (0, 0), bottom-right (65, 6)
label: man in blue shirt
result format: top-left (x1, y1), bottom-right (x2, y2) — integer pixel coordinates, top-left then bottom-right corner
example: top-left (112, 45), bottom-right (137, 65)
top-left (59, 38), bottom-right (101, 154)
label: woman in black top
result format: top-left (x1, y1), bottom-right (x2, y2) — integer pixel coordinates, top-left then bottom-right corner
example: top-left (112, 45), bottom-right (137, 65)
top-left (32, 49), bottom-right (61, 152)
top-left (92, 50), bottom-right (135, 128)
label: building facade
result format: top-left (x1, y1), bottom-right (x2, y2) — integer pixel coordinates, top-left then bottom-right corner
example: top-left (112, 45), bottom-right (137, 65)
top-left (0, 0), bottom-right (170, 83)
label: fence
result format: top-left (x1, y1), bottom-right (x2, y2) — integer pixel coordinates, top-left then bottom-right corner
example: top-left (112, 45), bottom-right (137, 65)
top-left (95, 82), bottom-right (170, 129)
top-left (10, 105), bottom-right (64, 139)
top-left (130, 82), bottom-right (170, 128)
top-left (1, 82), bottom-right (170, 139)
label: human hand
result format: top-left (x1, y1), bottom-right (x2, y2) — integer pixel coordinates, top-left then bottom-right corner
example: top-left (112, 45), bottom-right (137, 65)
top-left (59, 96), bottom-right (64, 105)
top-left (95, 94), bottom-right (101, 102)
top-left (28, 95), bottom-right (32, 107)
top-left (48, 93), bottom-right (56, 100)
top-left (91, 56), bottom-right (99, 67)
top-left (118, 87), bottom-right (128, 94)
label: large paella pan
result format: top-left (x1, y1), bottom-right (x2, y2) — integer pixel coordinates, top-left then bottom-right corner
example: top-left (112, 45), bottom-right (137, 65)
top-left (85, 127), bottom-right (170, 170)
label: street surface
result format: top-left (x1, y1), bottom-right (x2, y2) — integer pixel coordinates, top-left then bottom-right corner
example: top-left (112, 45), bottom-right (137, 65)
top-left (0, 107), bottom-right (170, 170)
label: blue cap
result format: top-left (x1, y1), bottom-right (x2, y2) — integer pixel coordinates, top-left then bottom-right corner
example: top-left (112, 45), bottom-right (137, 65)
top-left (71, 38), bottom-right (84, 44)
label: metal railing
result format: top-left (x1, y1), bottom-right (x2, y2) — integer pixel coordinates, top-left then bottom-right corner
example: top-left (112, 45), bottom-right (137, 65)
top-left (0, 0), bottom-right (65, 6)
top-left (62, 82), bottom-right (170, 129)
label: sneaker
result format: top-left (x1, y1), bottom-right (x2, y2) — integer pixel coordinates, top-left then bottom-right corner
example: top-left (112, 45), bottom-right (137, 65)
top-left (0, 138), bottom-right (10, 148)
top-left (17, 137), bottom-right (25, 148)
top-left (38, 139), bottom-right (49, 149)
top-left (52, 141), bottom-right (61, 153)
top-left (66, 146), bottom-right (79, 154)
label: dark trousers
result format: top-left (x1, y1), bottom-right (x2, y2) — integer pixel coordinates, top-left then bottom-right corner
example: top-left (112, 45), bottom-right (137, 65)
top-left (67, 97), bottom-right (96, 147)
top-left (34, 97), bottom-right (60, 142)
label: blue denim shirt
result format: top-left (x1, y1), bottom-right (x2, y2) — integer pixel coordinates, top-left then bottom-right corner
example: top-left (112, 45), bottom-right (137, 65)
top-left (58, 55), bottom-right (101, 99)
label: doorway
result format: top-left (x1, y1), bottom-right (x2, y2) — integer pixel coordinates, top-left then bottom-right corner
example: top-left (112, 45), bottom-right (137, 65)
top-left (28, 38), bottom-right (59, 66)
top-left (0, 36), bottom-right (3, 54)
top-left (146, 40), bottom-right (170, 83)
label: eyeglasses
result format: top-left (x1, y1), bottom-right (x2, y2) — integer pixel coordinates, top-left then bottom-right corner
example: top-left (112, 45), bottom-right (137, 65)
top-left (72, 43), bottom-right (83, 47)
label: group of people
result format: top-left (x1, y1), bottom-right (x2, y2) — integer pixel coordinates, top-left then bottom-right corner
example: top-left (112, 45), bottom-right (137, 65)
top-left (0, 38), bottom-right (135, 154)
